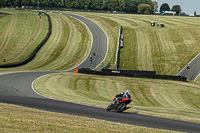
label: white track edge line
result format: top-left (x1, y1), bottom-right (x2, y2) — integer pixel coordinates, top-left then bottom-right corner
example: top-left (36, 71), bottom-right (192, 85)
top-left (63, 12), bottom-right (109, 71)
top-left (63, 14), bottom-right (94, 71)
top-left (176, 53), bottom-right (200, 76)
top-left (31, 73), bottom-right (104, 108)
top-left (31, 11), bottom-right (108, 106)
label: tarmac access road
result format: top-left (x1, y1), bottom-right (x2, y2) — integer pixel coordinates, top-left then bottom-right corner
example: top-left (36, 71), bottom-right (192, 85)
top-left (177, 53), bottom-right (200, 81)
top-left (0, 12), bottom-right (200, 133)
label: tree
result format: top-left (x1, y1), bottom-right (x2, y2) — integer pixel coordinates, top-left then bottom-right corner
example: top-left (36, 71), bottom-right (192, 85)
top-left (152, 1), bottom-right (158, 13)
top-left (65, 0), bottom-right (71, 8)
top-left (180, 12), bottom-right (186, 16)
top-left (89, 0), bottom-right (97, 9)
top-left (0, 0), bottom-right (6, 7)
top-left (101, 0), bottom-right (107, 10)
top-left (124, 0), bottom-right (137, 13)
top-left (194, 11), bottom-right (197, 16)
top-left (107, 0), bottom-right (119, 11)
top-left (171, 5), bottom-right (181, 15)
top-left (159, 3), bottom-right (170, 13)
top-left (138, 4), bottom-right (151, 14)
top-left (58, 0), bottom-right (65, 7)
top-left (74, 0), bottom-right (81, 9)
top-left (1, 0), bottom-right (155, 13)
top-left (83, 0), bottom-right (90, 10)
top-left (147, 0), bottom-right (153, 14)
top-left (118, 0), bottom-right (125, 11)
top-left (97, 0), bottom-right (105, 10)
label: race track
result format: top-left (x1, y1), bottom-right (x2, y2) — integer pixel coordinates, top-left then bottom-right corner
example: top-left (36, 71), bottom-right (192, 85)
top-left (59, 12), bottom-right (108, 71)
top-left (177, 53), bottom-right (200, 81)
top-left (0, 12), bottom-right (200, 133)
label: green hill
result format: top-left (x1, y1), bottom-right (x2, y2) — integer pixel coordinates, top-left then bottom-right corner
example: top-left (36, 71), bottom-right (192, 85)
top-left (68, 12), bottom-right (200, 75)
top-left (0, 9), bottom-right (91, 72)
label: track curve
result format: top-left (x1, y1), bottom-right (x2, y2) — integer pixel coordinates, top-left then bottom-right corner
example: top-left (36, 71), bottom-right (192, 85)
top-left (60, 12), bottom-right (108, 71)
top-left (177, 53), bottom-right (200, 81)
top-left (0, 12), bottom-right (200, 133)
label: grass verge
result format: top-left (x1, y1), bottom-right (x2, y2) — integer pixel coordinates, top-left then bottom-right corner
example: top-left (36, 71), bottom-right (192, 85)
top-left (0, 103), bottom-right (178, 133)
top-left (34, 72), bottom-right (200, 123)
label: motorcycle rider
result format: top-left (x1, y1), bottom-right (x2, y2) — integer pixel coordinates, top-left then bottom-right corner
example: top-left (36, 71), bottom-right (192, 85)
top-left (113, 90), bottom-right (131, 105)
top-left (186, 64), bottom-right (189, 69)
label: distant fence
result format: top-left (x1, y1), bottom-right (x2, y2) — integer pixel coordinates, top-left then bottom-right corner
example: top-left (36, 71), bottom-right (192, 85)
top-left (75, 68), bottom-right (187, 82)
top-left (0, 12), bottom-right (52, 68)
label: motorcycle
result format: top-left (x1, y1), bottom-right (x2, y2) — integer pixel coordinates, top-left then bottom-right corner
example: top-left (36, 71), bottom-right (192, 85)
top-left (106, 97), bottom-right (132, 112)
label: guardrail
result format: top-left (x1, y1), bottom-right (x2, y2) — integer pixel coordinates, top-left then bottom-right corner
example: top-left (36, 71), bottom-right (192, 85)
top-left (0, 12), bottom-right (52, 68)
top-left (75, 68), bottom-right (187, 82)
top-left (115, 26), bottom-right (124, 70)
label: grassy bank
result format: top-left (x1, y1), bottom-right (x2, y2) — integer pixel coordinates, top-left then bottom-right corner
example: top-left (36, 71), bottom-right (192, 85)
top-left (64, 12), bottom-right (200, 75)
top-left (0, 103), bottom-right (177, 133)
top-left (0, 9), bottom-right (48, 64)
top-left (20, 12), bottom-right (91, 71)
top-left (34, 72), bottom-right (200, 123)
top-left (0, 10), bottom-right (91, 72)
top-left (1, 10), bottom-right (200, 74)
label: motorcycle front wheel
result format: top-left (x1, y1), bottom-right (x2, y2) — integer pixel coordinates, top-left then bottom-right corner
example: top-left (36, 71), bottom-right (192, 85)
top-left (116, 103), bottom-right (126, 112)
top-left (106, 104), bottom-right (112, 111)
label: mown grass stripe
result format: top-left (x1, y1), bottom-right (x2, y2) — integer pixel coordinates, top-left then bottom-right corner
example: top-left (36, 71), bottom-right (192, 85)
top-left (180, 90), bottom-right (200, 110)
top-left (8, 15), bottom-right (43, 62)
top-left (71, 12), bottom-right (200, 75)
top-left (0, 11), bottom-right (46, 63)
top-left (0, 12), bottom-right (16, 56)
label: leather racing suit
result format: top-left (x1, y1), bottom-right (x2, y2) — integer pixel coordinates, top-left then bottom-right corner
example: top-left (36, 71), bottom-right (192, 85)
top-left (114, 91), bottom-right (131, 105)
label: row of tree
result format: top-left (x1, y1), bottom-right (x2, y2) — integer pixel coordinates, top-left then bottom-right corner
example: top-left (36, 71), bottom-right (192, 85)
top-left (160, 3), bottom-right (181, 15)
top-left (0, 0), bottom-right (159, 14)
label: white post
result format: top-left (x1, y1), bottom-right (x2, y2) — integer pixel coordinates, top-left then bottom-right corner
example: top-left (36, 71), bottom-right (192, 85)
top-left (158, 20), bottom-right (160, 27)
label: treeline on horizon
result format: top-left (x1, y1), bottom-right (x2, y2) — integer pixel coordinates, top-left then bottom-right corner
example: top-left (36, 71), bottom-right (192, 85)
top-left (0, 0), bottom-right (158, 14)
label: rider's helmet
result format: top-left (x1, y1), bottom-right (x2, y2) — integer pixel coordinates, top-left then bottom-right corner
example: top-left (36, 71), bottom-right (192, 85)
top-left (125, 90), bottom-right (129, 93)
top-left (125, 90), bottom-right (131, 98)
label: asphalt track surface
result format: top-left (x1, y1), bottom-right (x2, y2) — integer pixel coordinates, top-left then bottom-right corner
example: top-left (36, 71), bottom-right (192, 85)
top-left (0, 13), bottom-right (200, 133)
top-left (177, 53), bottom-right (200, 81)
top-left (55, 12), bottom-right (108, 71)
